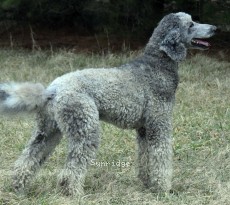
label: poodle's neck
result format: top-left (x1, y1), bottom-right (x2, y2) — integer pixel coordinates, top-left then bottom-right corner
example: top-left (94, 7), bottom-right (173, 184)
top-left (144, 45), bottom-right (167, 59)
top-left (142, 41), bottom-right (178, 72)
top-left (130, 32), bottom-right (179, 73)
top-left (143, 34), bottom-right (168, 59)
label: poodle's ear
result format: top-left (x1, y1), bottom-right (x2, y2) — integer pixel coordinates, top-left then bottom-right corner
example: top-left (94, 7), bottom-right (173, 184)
top-left (160, 29), bottom-right (187, 62)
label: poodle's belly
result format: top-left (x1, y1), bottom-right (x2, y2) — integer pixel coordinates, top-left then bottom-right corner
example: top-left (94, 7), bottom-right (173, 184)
top-left (99, 105), bottom-right (144, 129)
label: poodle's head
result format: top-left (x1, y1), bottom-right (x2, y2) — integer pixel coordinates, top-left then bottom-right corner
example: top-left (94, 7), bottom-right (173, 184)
top-left (158, 12), bottom-right (216, 62)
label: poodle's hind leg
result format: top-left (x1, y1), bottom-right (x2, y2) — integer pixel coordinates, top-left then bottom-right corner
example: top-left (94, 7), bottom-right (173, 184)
top-left (137, 117), bottom-right (173, 193)
top-left (55, 96), bottom-right (100, 197)
top-left (13, 112), bottom-right (62, 193)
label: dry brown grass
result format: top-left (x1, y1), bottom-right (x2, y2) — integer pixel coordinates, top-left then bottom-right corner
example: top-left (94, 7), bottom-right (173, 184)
top-left (0, 50), bottom-right (230, 204)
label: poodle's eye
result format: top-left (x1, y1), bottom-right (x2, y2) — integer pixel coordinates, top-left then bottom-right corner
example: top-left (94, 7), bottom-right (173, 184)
top-left (189, 23), bottom-right (194, 28)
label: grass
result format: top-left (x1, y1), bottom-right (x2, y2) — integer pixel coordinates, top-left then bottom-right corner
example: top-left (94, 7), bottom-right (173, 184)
top-left (0, 49), bottom-right (230, 205)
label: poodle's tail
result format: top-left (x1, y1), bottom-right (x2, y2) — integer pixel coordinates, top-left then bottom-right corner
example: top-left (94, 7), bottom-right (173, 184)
top-left (0, 82), bottom-right (48, 114)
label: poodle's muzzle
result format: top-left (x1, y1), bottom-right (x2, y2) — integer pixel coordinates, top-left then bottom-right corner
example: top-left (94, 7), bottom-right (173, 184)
top-left (189, 23), bottom-right (217, 50)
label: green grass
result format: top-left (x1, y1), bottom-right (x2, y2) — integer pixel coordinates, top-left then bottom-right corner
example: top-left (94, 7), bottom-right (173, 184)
top-left (0, 49), bottom-right (230, 205)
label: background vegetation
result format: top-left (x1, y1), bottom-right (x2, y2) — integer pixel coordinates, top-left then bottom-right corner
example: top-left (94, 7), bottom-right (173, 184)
top-left (0, 50), bottom-right (230, 204)
top-left (0, 0), bottom-right (228, 52)
top-left (0, 0), bottom-right (229, 35)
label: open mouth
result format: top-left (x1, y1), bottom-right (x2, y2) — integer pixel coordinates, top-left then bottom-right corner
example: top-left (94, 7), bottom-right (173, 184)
top-left (191, 38), bottom-right (211, 49)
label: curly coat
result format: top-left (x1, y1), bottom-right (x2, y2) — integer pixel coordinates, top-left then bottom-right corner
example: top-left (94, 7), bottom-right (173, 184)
top-left (0, 12), bottom-right (216, 196)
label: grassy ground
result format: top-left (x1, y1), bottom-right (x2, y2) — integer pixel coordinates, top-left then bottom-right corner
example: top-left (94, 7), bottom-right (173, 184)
top-left (0, 49), bottom-right (230, 205)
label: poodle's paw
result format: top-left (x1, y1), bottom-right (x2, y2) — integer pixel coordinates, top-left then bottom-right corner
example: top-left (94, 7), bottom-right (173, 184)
top-left (58, 170), bottom-right (84, 197)
top-left (144, 180), bottom-right (171, 193)
top-left (12, 168), bottom-right (32, 193)
top-left (139, 174), bottom-right (171, 193)
top-left (12, 178), bottom-right (26, 195)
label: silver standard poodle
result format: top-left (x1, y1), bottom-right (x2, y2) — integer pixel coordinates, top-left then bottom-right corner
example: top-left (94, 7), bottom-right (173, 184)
top-left (0, 12), bottom-right (216, 196)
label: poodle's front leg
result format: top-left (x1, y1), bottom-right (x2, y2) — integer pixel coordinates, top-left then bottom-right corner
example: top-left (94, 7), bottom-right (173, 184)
top-left (137, 118), bottom-right (173, 192)
top-left (13, 129), bottom-right (62, 193)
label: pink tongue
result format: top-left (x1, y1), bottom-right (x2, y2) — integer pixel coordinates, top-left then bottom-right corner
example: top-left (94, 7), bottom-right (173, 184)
top-left (196, 39), bottom-right (210, 47)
